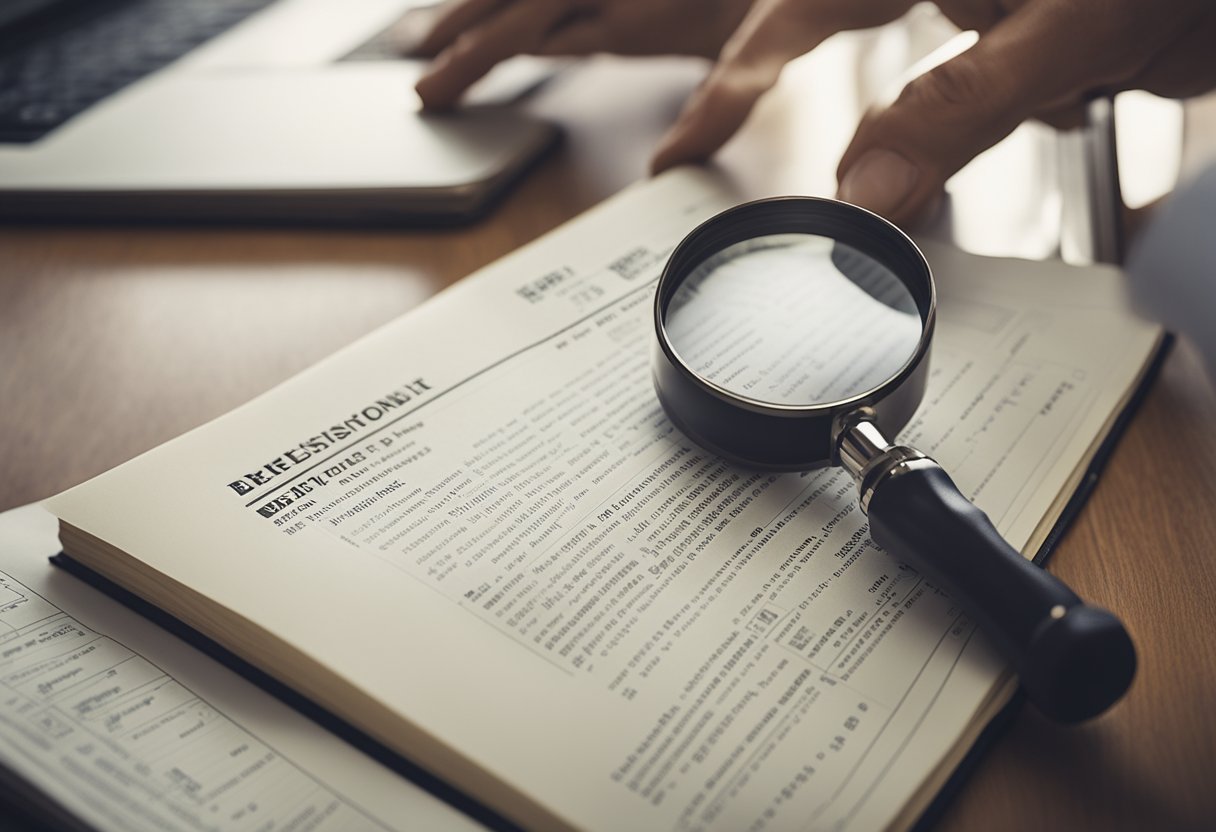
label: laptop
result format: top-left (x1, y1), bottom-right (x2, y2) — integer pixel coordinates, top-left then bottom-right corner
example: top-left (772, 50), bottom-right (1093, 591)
top-left (0, 0), bottom-right (561, 224)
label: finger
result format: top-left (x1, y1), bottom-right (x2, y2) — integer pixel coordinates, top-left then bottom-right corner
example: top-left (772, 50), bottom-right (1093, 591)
top-left (416, 0), bottom-right (570, 109)
top-left (414, 0), bottom-right (506, 57)
top-left (835, 0), bottom-right (1173, 224)
top-left (651, 0), bottom-right (836, 173)
top-left (535, 18), bottom-right (613, 56)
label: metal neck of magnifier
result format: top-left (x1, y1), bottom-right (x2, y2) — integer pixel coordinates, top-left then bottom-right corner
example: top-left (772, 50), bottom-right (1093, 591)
top-left (834, 411), bottom-right (931, 513)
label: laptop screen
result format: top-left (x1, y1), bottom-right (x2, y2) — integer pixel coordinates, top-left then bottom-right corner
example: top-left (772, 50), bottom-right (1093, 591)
top-left (0, 0), bottom-right (76, 31)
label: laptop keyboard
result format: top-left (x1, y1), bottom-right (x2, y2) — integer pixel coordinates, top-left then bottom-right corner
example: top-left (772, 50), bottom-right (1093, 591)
top-left (0, 0), bottom-right (277, 143)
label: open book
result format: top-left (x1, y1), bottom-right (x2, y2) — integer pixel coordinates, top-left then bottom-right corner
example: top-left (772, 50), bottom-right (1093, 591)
top-left (45, 168), bottom-right (1163, 831)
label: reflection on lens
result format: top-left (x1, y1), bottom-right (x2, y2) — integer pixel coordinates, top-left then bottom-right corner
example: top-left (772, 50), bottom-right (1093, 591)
top-left (663, 234), bottom-right (922, 407)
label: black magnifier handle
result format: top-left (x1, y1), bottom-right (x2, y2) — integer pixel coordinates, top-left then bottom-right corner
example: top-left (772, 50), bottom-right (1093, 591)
top-left (850, 437), bottom-right (1136, 723)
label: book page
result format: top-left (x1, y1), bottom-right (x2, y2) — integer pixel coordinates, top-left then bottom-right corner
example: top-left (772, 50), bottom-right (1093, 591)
top-left (46, 168), bottom-right (1161, 831)
top-left (0, 504), bottom-right (485, 832)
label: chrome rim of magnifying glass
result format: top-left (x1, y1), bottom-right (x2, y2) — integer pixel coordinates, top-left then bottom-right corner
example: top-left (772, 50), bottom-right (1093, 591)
top-left (653, 196), bottom-right (937, 473)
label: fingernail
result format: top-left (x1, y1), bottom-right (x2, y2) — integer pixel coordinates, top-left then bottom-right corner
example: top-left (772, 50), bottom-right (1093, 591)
top-left (838, 150), bottom-right (919, 217)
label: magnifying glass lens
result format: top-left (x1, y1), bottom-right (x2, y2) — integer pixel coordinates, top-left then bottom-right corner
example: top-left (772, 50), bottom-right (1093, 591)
top-left (664, 233), bottom-right (922, 407)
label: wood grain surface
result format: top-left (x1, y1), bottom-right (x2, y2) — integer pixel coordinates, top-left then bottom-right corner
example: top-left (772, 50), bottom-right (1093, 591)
top-left (1, 54), bottom-right (1213, 832)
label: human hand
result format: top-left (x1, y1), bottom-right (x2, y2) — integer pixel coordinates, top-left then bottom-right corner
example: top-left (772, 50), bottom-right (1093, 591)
top-left (657, 0), bottom-right (1216, 224)
top-left (417, 0), bottom-right (1216, 225)
top-left (413, 0), bottom-right (754, 109)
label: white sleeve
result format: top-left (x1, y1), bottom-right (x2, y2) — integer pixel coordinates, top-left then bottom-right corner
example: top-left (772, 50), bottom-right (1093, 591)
top-left (1126, 163), bottom-right (1216, 383)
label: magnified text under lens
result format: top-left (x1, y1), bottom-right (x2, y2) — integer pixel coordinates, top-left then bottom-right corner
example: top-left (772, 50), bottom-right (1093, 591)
top-left (663, 234), bottom-right (921, 407)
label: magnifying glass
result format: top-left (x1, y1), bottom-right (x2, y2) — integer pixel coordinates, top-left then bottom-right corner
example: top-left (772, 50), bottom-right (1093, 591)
top-left (651, 197), bottom-right (1135, 723)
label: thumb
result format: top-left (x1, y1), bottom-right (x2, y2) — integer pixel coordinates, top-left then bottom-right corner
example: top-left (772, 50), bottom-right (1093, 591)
top-left (835, 48), bottom-right (1024, 224)
top-left (836, 1), bottom-right (1134, 225)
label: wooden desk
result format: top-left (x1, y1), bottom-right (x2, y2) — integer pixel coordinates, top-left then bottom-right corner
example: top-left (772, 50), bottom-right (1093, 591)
top-left (1, 56), bottom-right (1214, 832)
